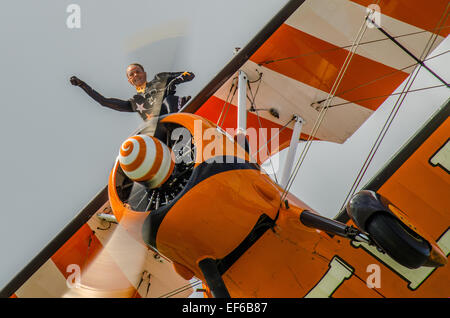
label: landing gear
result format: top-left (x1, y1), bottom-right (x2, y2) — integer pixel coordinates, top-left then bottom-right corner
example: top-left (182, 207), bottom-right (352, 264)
top-left (299, 210), bottom-right (373, 245)
top-left (345, 190), bottom-right (446, 269)
top-left (299, 189), bottom-right (446, 269)
top-left (366, 212), bottom-right (430, 269)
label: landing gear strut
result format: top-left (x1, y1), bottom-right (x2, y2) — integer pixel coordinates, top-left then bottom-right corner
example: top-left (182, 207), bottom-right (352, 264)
top-left (300, 210), bottom-right (375, 246)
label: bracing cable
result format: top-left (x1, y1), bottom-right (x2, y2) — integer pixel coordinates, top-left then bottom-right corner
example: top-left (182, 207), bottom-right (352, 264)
top-left (280, 4), bottom-right (375, 203)
top-left (246, 73), bottom-right (280, 182)
top-left (313, 49), bottom-right (449, 109)
top-left (157, 279), bottom-right (203, 298)
top-left (260, 25), bottom-right (450, 66)
top-left (251, 116), bottom-right (296, 157)
top-left (338, 5), bottom-right (449, 211)
top-left (326, 83), bottom-right (446, 109)
top-left (216, 82), bottom-right (234, 125)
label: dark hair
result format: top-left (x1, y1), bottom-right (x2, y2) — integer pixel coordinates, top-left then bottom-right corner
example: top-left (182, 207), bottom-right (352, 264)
top-left (127, 63), bottom-right (145, 72)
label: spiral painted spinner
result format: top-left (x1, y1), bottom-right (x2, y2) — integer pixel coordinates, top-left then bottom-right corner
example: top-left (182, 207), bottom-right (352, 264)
top-left (118, 134), bottom-right (175, 189)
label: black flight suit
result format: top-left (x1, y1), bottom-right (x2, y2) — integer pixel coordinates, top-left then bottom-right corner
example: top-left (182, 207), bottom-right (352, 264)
top-left (73, 72), bottom-right (195, 121)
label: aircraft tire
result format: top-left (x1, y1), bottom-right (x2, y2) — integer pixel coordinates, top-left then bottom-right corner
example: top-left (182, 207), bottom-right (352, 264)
top-left (366, 212), bottom-right (431, 269)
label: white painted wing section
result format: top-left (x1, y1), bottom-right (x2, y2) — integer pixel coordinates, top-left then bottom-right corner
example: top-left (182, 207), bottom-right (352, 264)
top-left (286, 0), bottom-right (445, 71)
top-left (214, 60), bottom-right (373, 143)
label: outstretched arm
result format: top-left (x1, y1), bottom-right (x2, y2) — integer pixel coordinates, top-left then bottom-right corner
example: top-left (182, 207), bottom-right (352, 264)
top-left (70, 76), bottom-right (134, 112)
top-left (173, 71), bottom-right (195, 85)
top-left (161, 71), bottom-right (195, 85)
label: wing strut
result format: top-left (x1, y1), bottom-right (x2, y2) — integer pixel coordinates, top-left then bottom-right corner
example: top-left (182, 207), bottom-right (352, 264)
top-left (280, 115), bottom-right (304, 188)
top-left (235, 70), bottom-right (250, 152)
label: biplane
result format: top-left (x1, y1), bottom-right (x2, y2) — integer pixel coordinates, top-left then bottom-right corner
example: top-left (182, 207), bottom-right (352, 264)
top-left (3, 0), bottom-right (449, 298)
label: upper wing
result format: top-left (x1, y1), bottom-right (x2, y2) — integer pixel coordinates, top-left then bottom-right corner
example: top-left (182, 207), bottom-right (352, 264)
top-left (188, 0), bottom-right (447, 158)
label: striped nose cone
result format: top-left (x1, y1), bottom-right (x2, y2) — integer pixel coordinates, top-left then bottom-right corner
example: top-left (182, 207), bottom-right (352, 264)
top-left (118, 134), bottom-right (175, 189)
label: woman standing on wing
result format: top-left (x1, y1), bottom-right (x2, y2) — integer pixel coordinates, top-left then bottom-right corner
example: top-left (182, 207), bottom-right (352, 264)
top-left (70, 63), bottom-right (195, 121)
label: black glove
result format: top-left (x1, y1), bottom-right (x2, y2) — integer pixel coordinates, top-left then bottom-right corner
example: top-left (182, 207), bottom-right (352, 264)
top-left (70, 76), bottom-right (84, 87)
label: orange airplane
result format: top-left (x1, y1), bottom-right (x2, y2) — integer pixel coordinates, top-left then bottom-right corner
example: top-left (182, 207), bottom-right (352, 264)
top-left (106, 106), bottom-right (448, 298)
top-left (4, 0), bottom-right (449, 298)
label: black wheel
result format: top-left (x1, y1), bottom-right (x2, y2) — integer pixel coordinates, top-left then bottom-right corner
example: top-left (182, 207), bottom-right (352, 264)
top-left (366, 213), bottom-right (431, 269)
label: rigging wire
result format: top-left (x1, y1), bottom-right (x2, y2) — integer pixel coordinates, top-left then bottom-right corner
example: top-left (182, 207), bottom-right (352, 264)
top-left (81, 231), bottom-right (94, 272)
top-left (163, 281), bottom-right (203, 298)
top-left (259, 25), bottom-right (450, 66)
top-left (246, 74), bottom-right (280, 183)
top-left (338, 4), bottom-right (449, 211)
top-left (215, 54), bottom-right (450, 140)
top-left (157, 279), bottom-right (203, 298)
top-left (326, 84), bottom-right (447, 109)
top-left (219, 85), bottom-right (238, 128)
top-left (216, 69), bottom-right (294, 180)
top-left (255, 114), bottom-right (278, 182)
top-left (133, 270), bottom-right (148, 298)
top-left (250, 116), bottom-right (296, 157)
top-left (279, 4), bottom-right (375, 203)
top-left (233, 38), bottom-right (447, 165)
top-left (217, 77), bottom-right (238, 127)
top-left (313, 49), bottom-right (449, 109)
top-left (367, 20), bottom-right (449, 87)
